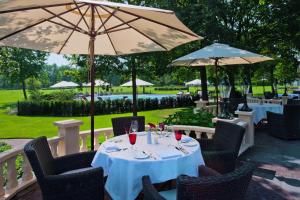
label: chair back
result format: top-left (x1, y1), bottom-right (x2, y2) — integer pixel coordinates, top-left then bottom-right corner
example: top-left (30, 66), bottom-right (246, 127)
top-left (284, 105), bottom-right (300, 137)
top-left (264, 92), bottom-right (274, 99)
top-left (177, 162), bottom-right (255, 200)
top-left (214, 121), bottom-right (245, 156)
top-left (287, 99), bottom-right (300, 105)
top-left (24, 136), bottom-right (56, 181)
top-left (111, 116), bottom-right (145, 136)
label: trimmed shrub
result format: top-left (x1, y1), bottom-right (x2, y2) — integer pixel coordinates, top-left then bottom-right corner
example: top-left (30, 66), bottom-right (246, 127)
top-left (17, 96), bottom-right (193, 116)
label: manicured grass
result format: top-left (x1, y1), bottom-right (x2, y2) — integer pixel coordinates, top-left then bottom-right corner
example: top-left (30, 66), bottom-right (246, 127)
top-left (0, 108), bottom-right (182, 139)
top-left (0, 85), bottom-right (296, 139)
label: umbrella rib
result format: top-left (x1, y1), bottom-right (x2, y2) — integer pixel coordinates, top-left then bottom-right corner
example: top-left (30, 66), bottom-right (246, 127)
top-left (0, 4), bottom-right (86, 42)
top-left (98, 27), bottom-right (132, 35)
top-left (47, 19), bottom-right (87, 35)
top-left (72, 0), bottom-right (90, 30)
top-left (100, 5), bottom-right (168, 51)
top-left (95, 7), bottom-right (119, 33)
top-left (58, 6), bottom-right (91, 54)
top-left (105, 5), bottom-right (199, 38)
top-left (95, 6), bottom-right (118, 55)
top-left (97, 17), bottom-right (140, 35)
top-left (42, 8), bottom-right (89, 35)
top-left (240, 57), bottom-right (252, 64)
top-left (0, 2), bottom-right (77, 14)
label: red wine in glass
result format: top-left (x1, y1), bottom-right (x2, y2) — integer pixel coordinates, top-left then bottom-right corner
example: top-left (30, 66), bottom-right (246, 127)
top-left (159, 123), bottom-right (165, 137)
top-left (129, 133), bottom-right (137, 149)
top-left (175, 131), bottom-right (182, 145)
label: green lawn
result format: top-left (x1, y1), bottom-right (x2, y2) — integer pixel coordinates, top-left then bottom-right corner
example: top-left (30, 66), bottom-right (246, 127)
top-left (0, 85), bottom-right (294, 139)
top-left (0, 108), bottom-right (182, 139)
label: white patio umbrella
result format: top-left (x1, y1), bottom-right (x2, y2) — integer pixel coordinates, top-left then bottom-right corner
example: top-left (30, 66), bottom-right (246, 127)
top-left (87, 79), bottom-right (110, 94)
top-left (185, 79), bottom-right (202, 86)
top-left (121, 78), bottom-right (154, 93)
top-left (87, 79), bottom-right (110, 87)
top-left (171, 43), bottom-right (273, 114)
top-left (50, 81), bottom-right (79, 89)
top-left (0, 0), bottom-right (200, 150)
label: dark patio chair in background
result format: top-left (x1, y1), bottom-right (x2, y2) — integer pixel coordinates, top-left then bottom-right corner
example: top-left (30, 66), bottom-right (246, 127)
top-left (142, 162), bottom-right (255, 200)
top-left (267, 104), bottom-right (300, 140)
top-left (197, 121), bottom-right (245, 173)
top-left (24, 137), bottom-right (104, 200)
top-left (264, 92), bottom-right (275, 99)
top-left (111, 116), bottom-right (145, 136)
top-left (287, 99), bottom-right (300, 105)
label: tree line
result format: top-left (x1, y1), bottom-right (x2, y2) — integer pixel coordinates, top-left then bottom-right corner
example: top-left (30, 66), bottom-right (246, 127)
top-left (0, 0), bottom-right (299, 99)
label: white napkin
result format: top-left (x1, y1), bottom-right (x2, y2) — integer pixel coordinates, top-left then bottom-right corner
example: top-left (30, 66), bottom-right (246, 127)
top-left (153, 147), bottom-right (182, 159)
top-left (103, 143), bottom-right (121, 153)
top-left (181, 137), bottom-right (193, 143)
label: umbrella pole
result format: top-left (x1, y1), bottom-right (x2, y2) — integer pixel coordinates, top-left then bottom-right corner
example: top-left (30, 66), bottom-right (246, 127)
top-left (89, 5), bottom-right (96, 151)
top-left (132, 59), bottom-right (138, 116)
top-left (214, 59), bottom-right (219, 115)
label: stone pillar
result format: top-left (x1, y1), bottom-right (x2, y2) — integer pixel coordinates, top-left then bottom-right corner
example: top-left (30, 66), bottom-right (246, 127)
top-left (281, 96), bottom-right (288, 105)
top-left (235, 111), bottom-right (255, 153)
top-left (54, 119), bottom-right (83, 155)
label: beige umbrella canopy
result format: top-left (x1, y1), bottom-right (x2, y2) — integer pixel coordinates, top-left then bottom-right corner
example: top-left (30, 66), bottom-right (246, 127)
top-left (0, 0), bottom-right (201, 150)
top-left (0, 0), bottom-right (200, 54)
top-left (171, 43), bottom-right (273, 115)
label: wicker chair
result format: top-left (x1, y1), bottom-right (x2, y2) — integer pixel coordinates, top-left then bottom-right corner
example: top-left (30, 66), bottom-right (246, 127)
top-left (111, 116), bottom-right (145, 136)
top-left (264, 92), bottom-right (275, 99)
top-left (287, 99), bottom-right (300, 105)
top-left (142, 162), bottom-right (255, 200)
top-left (267, 105), bottom-right (300, 140)
top-left (197, 121), bottom-right (245, 173)
top-left (24, 137), bottom-right (104, 200)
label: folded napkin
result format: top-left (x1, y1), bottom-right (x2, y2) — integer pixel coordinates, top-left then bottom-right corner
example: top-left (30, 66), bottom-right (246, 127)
top-left (181, 137), bottom-right (192, 143)
top-left (153, 147), bottom-right (182, 159)
top-left (103, 143), bottom-right (121, 153)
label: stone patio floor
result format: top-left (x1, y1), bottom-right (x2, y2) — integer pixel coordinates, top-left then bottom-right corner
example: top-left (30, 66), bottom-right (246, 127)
top-left (6, 128), bottom-right (300, 200)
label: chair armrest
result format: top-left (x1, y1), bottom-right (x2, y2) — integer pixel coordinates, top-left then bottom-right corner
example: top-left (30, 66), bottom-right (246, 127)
top-left (202, 150), bottom-right (236, 174)
top-left (267, 111), bottom-right (284, 123)
top-left (198, 165), bottom-right (220, 177)
top-left (54, 151), bottom-right (96, 173)
top-left (142, 176), bottom-right (166, 200)
top-left (196, 138), bottom-right (215, 151)
top-left (42, 167), bottom-right (104, 200)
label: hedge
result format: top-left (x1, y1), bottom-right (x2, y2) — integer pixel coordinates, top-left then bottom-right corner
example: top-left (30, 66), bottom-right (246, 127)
top-left (154, 87), bottom-right (189, 91)
top-left (17, 96), bottom-right (194, 116)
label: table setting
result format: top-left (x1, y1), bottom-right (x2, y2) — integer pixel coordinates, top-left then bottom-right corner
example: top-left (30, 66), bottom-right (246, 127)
top-left (92, 122), bottom-right (204, 200)
top-left (238, 103), bottom-right (283, 124)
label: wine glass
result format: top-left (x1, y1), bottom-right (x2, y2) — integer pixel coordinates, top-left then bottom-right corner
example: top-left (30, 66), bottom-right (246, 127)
top-left (158, 123), bottom-right (165, 138)
top-left (175, 130), bottom-right (182, 146)
top-left (130, 120), bottom-right (139, 133)
top-left (128, 132), bottom-right (137, 150)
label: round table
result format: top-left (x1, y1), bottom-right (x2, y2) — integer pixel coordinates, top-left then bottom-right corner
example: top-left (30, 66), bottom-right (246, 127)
top-left (91, 132), bottom-right (204, 200)
top-left (238, 103), bottom-right (283, 124)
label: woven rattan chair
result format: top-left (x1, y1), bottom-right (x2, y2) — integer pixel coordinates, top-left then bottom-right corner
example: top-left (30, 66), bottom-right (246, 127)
top-left (142, 162), bottom-right (255, 200)
top-left (24, 137), bottom-right (104, 200)
top-left (197, 121), bottom-right (245, 173)
top-left (267, 104), bottom-right (300, 140)
top-left (111, 116), bottom-right (145, 136)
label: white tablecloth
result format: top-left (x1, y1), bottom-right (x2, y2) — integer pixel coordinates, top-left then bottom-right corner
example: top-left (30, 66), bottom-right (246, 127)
top-left (278, 94), bottom-right (300, 99)
top-left (238, 103), bottom-right (283, 124)
top-left (92, 133), bottom-right (204, 200)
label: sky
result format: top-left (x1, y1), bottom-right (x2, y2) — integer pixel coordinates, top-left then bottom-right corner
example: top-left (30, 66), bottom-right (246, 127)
top-left (46, 53), bottom-right (70, 66)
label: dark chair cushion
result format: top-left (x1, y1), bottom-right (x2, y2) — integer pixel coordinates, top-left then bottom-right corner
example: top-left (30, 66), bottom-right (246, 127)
top-left (111, 116), bottom-right (145, 136)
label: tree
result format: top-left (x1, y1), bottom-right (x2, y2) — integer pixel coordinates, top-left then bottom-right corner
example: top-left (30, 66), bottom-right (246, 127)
top-left (0, 47), bottom-right (47, 99)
